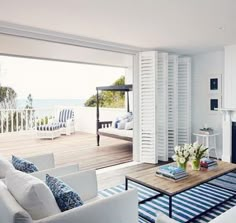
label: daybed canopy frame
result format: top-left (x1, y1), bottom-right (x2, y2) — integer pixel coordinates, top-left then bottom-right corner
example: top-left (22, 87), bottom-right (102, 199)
top-left (96, 84), bottom-right (132, 146)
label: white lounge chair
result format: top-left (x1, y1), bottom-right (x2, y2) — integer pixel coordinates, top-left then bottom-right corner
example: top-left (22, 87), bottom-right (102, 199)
top-left (36, 108), bottom-right (75, 139)
top-left (56, 108), bottom-right (75, 135)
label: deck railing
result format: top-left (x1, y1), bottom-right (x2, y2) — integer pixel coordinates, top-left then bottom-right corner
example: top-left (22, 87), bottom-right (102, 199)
top-left (0, 107), bottom-right (127, 135)
top-left (0, 108), bottom-right (55, 134)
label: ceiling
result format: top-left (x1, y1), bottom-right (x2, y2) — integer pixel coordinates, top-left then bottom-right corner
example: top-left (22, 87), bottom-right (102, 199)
top-left (0, 0), bottom-right (235, 55)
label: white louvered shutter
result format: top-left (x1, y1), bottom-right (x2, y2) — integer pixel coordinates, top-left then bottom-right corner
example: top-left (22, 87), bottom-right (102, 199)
top-left (167, 55), bottom-right (178, 157)
top-left (156, 52), bottom-right (169, 161)
top-left (139, 51), bottom-right (158, 164)
top-left (178, 57), bottom-right (191, 145)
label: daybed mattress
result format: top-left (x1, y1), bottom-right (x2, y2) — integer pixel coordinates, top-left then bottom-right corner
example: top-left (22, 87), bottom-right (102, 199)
top-left (99, 128), bottom-right (133, 138)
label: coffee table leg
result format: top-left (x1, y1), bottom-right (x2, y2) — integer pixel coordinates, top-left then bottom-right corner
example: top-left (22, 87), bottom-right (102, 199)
top-left (125, 178), bottom-right (128, 190)
top-left (169, 196), bottom-right (172, 218)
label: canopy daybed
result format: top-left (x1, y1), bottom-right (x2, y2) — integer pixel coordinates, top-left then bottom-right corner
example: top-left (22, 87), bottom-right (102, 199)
top-left (96, 84), bottom-right (133, 146)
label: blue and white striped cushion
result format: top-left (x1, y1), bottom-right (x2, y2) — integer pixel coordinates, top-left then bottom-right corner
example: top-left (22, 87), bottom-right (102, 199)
top-left (37, 123), bottom-right (60, 131)
top-left (58, 109), bottom-right (74, 123)
top-left (58, 122), bottom-right (66, 128)
top-left (46, 174), bottom-right (83, 212)
top-left (12, 155), bottom-right (38, 173)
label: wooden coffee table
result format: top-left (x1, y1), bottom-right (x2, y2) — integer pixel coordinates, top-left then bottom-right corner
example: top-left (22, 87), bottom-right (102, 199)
top-left (125, 161), bottom-right (236, 220)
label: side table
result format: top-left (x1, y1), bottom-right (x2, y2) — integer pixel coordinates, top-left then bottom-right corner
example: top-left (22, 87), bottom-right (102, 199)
top-left (193, 133), bottom-right (220, 159)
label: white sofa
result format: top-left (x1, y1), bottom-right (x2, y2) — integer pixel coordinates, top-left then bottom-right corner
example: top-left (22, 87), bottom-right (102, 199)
top-left (209, 206), bottom-right (236, 222)
top-left (0, 153), bottom-right (79, 181)
top-left (0, 153), bottom-right (176, 223)
top-left (0, 169), bottom-right (139, 223)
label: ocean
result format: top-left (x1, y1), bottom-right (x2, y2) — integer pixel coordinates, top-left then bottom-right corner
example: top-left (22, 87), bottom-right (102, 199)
top-left (16, 98), bottom-right (85, 109)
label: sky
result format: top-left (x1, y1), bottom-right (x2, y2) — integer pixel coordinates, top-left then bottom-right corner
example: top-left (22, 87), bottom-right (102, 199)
top-left (0, 55), bottom-right (125, 100)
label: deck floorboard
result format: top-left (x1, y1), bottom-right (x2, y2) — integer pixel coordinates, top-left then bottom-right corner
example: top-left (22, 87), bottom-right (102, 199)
top-left (0, 131), bottom-right (132, 170)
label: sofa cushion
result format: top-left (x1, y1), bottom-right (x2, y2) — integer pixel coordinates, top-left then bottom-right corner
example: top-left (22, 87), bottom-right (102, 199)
top-left (117, 119), bottom-right (127, 129)
top-left (31, 163), bottom-right (79, 181)
top-left (5, 170), bottom-right (60, 220)
top-left (0, 155), bottom-right (14, 178)
top-left (125, 120), bottom-right (133, 130)
top-left (0, 180), bottom-right (32, 223)
top-left (25, 153), bottom-right (55, 170)
top-left (12, 155), bottom-right (39, 173)
top-left (46, 174), bottom-right (83, 212)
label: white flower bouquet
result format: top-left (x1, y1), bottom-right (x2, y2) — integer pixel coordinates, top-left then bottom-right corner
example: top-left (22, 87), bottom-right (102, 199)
top-left (172, 144), bottom-right (192, 170)
top-left (190, 142), bottom-right (208, 170)
top-left (172, 142), bottom-right (208, 171)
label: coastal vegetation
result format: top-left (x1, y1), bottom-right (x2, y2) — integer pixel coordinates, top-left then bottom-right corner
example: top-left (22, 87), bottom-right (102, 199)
top-left (0, 84), bottom-right (34, 133)
top-left (84, 75), bottom-right (125, 108)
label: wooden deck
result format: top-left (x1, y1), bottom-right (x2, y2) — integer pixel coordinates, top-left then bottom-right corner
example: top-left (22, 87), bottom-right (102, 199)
top-left (0, 131), bottom-right (170, 190)
top-left (0, 131), bottom-right (132, 170)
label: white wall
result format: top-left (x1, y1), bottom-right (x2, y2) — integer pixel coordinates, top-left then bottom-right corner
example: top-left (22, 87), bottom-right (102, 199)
top-left (224, 45), bottom-right (236, 109)
top-left (0, 34), bottom-right (133, 68)
top-left (192, 50), bottom-right (224, 156)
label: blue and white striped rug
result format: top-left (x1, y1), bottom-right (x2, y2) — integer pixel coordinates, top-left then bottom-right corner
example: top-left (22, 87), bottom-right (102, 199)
top-left (99, 172), bottom-right (236, 223)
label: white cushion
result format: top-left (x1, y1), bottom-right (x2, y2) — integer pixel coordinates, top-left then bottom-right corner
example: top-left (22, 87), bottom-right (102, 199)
top-left (5, 169), bottom-right (60, 220)
top-left (117, 120), bottom-right (127, 129)
top-left (25, 153), bottom-right (55, 170)
top-left (34, 189), bottom-right (138, 223)
top-left (155, 211), bottom-right (178, 223)
top-left (125, 120), bottom-right (133, 130)
top-left (59, 170), bottom-right (98, 202)
top-left (0, 180), bottom-right (32, 223)
top-left (99, 128), bottom-right (133, 138)
top-left (112, 119), bottom-right (118, 128)
top-left (31, 163), bottom-right (79, 181)
top-left (84, 196), bottom-right (102, 204)
top-left (120, 112), bottom-right (132, 120)
top-left (0, 155), bottom-right (14, 178)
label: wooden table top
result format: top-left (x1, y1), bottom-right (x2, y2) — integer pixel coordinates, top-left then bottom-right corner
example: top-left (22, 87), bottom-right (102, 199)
top-left (126, 161), bottom-right (236, 196)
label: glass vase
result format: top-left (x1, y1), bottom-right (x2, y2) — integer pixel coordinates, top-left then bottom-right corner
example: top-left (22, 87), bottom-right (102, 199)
top-left (177, 161), bottom-right (187, 171)
top-left (191, 159), bottom-right (201, 171)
